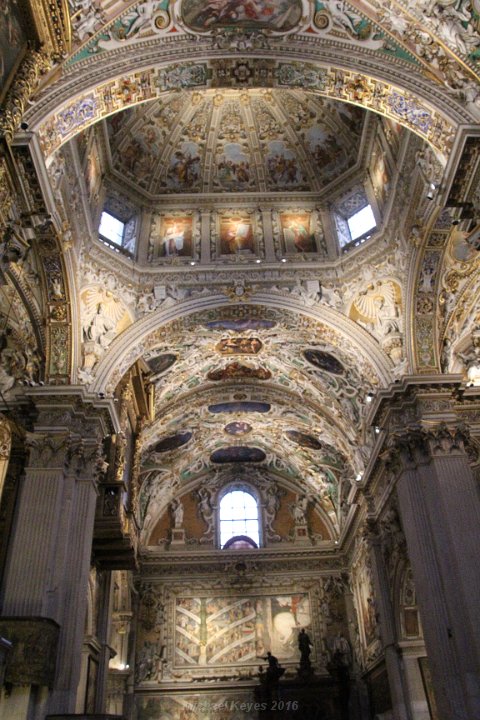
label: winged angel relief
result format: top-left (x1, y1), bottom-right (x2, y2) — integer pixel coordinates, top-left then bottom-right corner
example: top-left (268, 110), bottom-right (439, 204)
top-left (350, 281), bottom-right (401, 340)
top-left (80, 287), bottom-right (131, 377)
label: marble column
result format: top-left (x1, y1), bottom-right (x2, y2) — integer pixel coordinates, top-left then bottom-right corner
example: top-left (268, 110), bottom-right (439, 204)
top-left (0, 396), bottom-right (112, 716)
top-left (391, 424), bottom-right (480, 720)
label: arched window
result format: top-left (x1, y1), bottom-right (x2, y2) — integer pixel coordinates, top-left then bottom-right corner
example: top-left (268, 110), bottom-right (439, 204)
top-left (219, 489), bottom-right (260, 549)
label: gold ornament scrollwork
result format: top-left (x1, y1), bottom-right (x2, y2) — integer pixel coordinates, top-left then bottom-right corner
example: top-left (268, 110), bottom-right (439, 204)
top-left (0, 416), bottom-right (12, 460)
top-left (0, 49), bottom-right (52, 143)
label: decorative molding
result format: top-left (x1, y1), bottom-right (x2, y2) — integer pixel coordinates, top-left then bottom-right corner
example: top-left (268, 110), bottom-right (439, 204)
top-left (33, 58), bottom-right (460, 159)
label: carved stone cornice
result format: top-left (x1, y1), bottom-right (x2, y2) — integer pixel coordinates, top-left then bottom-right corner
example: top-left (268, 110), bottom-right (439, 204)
top-left (0, 48), bottom-right (51, 143)
top-left (379, 421), bottom-right (476, 476)
top-left (139, 544), bottom-right (346, 580)
top-left (358, 377), bottom-right (480, 490)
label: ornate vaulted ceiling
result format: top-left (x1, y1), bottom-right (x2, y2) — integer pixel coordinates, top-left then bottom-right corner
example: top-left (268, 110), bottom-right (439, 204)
top-left (104, 89), bottom-right (366, 196)
top-left (122, 304), bottom-right (385, 543)
top-left (2, 0), bottom-right (480, 552)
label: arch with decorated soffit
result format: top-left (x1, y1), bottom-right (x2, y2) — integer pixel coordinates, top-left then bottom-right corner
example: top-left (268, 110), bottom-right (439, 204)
top-left (87, 295), bottom-right (394, 396)
top-left (20, 31), bottom-right (479, 382)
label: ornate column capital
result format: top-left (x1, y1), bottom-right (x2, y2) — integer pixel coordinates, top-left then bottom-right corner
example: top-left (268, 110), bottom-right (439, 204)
top-left (383, 425), bottom-right (430, 470)
top-left (22, 391), bottom-right (115, 482)
top-left (381, 421), bottom-right (477, 473)
top-left (426, 421), bottom-right (473, 456)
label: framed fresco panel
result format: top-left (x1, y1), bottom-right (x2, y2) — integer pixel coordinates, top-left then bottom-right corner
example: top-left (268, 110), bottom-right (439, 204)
top-left (280, 212), bottom-right (317, 254)
top-left (180, 0), bottom-right (305, 34)
top-left (153, 216), bottom-right (193, 259)
top-left (219, 214), bottom-right (255, 256)
top-left (174, 592), bottom-right (311, 668)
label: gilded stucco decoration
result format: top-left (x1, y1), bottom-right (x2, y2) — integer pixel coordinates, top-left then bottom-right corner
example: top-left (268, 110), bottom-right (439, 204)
top-left (34, 61), bottom-right (457, 158)
top-left (79, 285), bottom-right (133, 381)
top-left (410, 135), bottom-right (480, 373)
top-left (110, 303), bottom-right (392, 544)
top-left (348, 279), bottom-right (404, 364)
top-left (62, 0), bottom-right (480, 100)
top-left (0, 143), bottom-right (72, 385)
top-left (350, 532), bottom-right (382, 666)
top-left (0, 278), bottom-right (42, 396)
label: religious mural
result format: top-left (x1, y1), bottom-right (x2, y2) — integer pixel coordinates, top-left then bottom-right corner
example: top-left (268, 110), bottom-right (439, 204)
top-left (216, 338), bottom-right (263, 355)
top-left (180, 0), bottom-right (305, 34)
top-left (285, 430), bottom-right (322, 450)
top-left (146, 354), bottom-right (177, 375)
top-left (210, 447), bottom-right (266, 463)
top-left (216, 143), bottom-right (251, 190)
top-left (266, 141), bottom-right (305, 190)
top-left (153, 216), bottom-right (193, 258)
top-left (137, 692), bottom-right (259, 720)
top-left (370, 143), bottom-right (391, 208)
top-left (208, 402), bottom-right (271, 414)
top-left (353, 543), bottom-right (379, 650)
top-left (303, 350), bottom-right (345, 375)
top-left (154, 431), bottom-right (193, 453)
top-left (207, 363), bottom-right (271, 381)
top-left (280, 213), bottom-right (316, 253)
top-left (224, 422), bottom-right (253, 436)
top-left (166, 143), bottom-right (201, 191)
top-left (100, 89), bottom-right (369, 198)
top-left (174, 593), bottom-right (311, 667)
top-left (219, 215), bottom-right (255, 255)
top-left (148, 211), bottom-right (200, 262)
top-left (306, 126), bottom-right (347, 177)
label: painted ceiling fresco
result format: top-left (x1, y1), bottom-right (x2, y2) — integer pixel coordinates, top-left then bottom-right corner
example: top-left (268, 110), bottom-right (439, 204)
top-left (134, 305), bottom-right (383, 535)
top-left (66, 0), bottom-right (480, 90)
top-left (104, 89), bottom-right (366, 196)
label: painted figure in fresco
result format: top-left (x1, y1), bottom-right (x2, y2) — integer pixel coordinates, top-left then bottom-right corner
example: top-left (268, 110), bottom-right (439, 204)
top-left (168, 149), bottom-right (200, 188)
top-left (283, 218), bottom-right (314, 252)
top-left (216, 337), bottom-right (262, 354)
top-left (161, 222), bottom-right (185, 256)
top-left (267, 152), bottom-right (300, 185)
top-left (222, 220), bottom-right (254, 254)
top-left (182, 0), bottom-right (302, 32)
